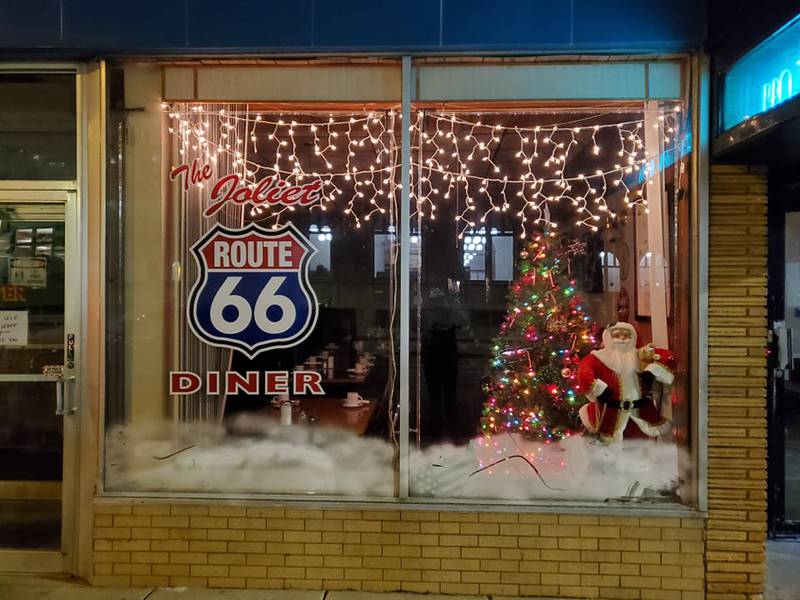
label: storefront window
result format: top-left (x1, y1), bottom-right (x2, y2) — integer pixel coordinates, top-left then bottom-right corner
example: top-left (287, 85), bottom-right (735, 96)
top-left (408, 108), bottom-right (691, 503)
top-left (104, 64), bottom-right (693, 507)
top-left (104, 66), bottom-right (401, 497)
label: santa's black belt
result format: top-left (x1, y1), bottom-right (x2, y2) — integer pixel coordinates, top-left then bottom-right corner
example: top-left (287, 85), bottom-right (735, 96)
top-left (598, 396), bottom-right (647, 411)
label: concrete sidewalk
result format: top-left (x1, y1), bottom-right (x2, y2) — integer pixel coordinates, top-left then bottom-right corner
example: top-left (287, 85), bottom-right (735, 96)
top-left (767, 539), bottom-right (800, 600)
top-left (0, 576), bottom-right (554, 600)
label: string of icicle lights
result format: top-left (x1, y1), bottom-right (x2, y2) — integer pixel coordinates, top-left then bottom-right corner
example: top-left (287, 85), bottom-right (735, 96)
top-left (166, 104), bottom-right (680, 237)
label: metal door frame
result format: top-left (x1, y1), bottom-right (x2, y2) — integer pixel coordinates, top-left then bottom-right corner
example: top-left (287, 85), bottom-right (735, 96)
top-left (0, 187), bottom-right (81, 572)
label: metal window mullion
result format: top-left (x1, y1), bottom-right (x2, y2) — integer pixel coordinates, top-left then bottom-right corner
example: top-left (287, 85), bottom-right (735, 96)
top-left (398, 56), bottom-right (412, 499)
top-left (693, 54), bottom-right (710, 514)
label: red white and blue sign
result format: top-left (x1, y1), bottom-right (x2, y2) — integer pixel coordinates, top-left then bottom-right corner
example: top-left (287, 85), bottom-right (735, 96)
top-left (188, 222), bottom-right (319, 358)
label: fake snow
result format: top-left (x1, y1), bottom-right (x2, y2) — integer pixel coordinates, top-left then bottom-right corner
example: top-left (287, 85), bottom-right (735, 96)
top-left (105, 416), bottom-right (395, 497)
top-left (105, 417), bottom-right (687, 503)
top-left (411, 434), bottom-right (687, 502)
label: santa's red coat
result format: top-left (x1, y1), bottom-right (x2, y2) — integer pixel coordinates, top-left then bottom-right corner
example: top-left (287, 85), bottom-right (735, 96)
top-left (577, 349), bottom-right (674, 441)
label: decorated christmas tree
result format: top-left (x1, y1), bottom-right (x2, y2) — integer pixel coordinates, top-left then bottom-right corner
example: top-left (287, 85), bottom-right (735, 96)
top-left (481, 234), bottom-right (600, 441)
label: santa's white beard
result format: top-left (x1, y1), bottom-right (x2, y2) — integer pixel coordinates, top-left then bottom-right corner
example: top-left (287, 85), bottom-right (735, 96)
top-left (594, 344), bottom-right (641, 401)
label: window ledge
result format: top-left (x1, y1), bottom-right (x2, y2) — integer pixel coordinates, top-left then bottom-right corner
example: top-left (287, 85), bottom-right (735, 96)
top-left (95, 492), bottom-right (705, 519)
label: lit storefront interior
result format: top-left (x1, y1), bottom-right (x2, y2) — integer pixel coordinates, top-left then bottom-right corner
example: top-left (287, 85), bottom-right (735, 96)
top-left (98, 60), bottom-right (699, 508)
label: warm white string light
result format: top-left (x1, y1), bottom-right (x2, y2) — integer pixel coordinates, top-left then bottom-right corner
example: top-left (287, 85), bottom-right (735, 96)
top-left (165, 103), bottom-right (680, 236)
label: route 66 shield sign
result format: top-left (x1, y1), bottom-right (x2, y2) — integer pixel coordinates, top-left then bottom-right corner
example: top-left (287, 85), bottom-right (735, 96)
top-left (187, 222), bottom-right (319, 358)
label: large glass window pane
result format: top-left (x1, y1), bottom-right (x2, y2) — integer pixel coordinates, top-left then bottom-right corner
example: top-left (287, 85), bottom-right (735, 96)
top-left (409, 107), bottom-right (693, 505)
top-left (0, 202), bottom-right (66, 550)
top-left (104, 64), bottom-right (695, 508)
top-left (0, 203), bottom-right (65, 374)
top-left (491, 233), bottom-right (515, 281)
top-left (0, 381), bottom-right (62, 550)
top-left (0, 74), bottom-right (76, 180)
top-left (104, 65), bottom-right (401, 497)
top-left (783, 212), bottom-right (800, 520)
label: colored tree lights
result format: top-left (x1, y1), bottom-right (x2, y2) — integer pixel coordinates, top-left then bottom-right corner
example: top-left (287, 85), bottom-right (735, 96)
top-left (481, 234), bottom-right (600, 440)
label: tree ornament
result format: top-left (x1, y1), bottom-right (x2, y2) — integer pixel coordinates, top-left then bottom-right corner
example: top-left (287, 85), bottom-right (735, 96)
top-left (561, 368), bottom-right (573, 378)
top-left (546, 315), bottom-right (569, 333)
top-left (567, 240), bottom-right (588, 256)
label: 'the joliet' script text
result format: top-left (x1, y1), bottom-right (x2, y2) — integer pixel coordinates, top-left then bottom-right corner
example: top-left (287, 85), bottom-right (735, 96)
top-left (169, 159), bottom-right (324, 218)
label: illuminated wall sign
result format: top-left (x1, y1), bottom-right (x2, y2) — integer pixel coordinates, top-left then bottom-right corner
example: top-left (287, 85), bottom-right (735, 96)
top-left (722, 13), bottom-right (800, 131)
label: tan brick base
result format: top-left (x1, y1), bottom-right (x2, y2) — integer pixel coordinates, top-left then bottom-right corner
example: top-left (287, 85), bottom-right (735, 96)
top-left (706, 165), bottom-right (768, 600)
top-left (93, 504), bottom-right (705, 599)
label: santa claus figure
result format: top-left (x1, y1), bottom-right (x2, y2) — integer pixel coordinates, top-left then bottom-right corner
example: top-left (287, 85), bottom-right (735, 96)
top-left (577, 322), bottom-right (673, 443)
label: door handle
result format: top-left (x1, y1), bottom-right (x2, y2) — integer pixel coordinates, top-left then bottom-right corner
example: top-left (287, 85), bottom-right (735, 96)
top-left (55, 376), bottom-right (76, 416)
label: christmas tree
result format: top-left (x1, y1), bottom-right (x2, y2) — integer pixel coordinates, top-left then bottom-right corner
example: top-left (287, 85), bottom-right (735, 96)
top-left (481, 234), bottom-right (600, 441)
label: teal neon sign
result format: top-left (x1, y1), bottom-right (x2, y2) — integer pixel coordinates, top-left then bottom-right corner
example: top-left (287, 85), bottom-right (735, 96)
top-left (722, 13), bottom-right (800, 131)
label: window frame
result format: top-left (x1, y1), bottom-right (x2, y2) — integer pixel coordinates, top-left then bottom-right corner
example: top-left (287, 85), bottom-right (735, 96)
top-left (307, 224), bottom-right (334, 280)
top-left (600, 250), bottom-right (622, 293)
top-left (98, 57), bottom-right (708, 517)
top-left (459, 228), bottom-right (516, 283)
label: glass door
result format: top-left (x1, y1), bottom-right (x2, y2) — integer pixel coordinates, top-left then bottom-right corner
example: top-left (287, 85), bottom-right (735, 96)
top-left (781, 212), bottom-right (800, 525)
top-left (0, 190), bottom-right (77, 571)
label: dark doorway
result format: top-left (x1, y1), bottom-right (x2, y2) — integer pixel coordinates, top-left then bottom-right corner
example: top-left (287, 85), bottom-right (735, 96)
top-left (768, 173), bottom-right (800, 536)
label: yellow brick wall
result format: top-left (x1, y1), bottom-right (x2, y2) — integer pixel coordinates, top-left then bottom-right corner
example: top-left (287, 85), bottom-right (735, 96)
top-left (93, 504), bottom-right (704, 599)
top-left (91, 165), bottom-right (770, 600)
top-left (706, 165), bottom-right (768, 600)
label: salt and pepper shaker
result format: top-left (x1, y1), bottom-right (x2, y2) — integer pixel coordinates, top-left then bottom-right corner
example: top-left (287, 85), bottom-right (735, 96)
top-left (327, 354), bottom-right (335, 376)
top-left (280, 401), bottom-right (292, 426)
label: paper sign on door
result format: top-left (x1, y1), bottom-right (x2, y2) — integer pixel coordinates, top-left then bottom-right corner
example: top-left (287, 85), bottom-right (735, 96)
top-left (0, 311), bottom-right (28, 346)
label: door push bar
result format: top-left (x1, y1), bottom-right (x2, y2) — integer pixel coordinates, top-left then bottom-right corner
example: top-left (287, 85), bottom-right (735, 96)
top-left (43, 364), bottom-right (76, 416)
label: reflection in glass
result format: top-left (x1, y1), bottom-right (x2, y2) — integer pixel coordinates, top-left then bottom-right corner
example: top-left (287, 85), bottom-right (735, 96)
top-left (409, 109), bottom-right (691, 504)
top-left (0, 204), bottom-right (65, 549)
top-left (105, 96), bottom-right (402, 497)
top-left (0, 382), bottom-right (62, 550)
top-left (601, 250), bottom-right (621, 292)
top-left (0, 74), bottom-right (76, 180)
top-left (0, 203), bottom-right (65, 374)
top-left (102, 67), bottom-right (694, 506)
top-left (783, 212), bottom-right (800, 520)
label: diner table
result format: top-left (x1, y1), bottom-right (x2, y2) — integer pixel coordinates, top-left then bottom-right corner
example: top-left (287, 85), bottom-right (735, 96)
top-left (260, 396), bottom-right (377, 435)
top-left (321, 373), bottom-right (368, 385)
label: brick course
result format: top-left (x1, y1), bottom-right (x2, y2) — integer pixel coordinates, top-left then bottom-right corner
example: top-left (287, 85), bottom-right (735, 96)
top-left (94, 504), bottom-right (704, 598)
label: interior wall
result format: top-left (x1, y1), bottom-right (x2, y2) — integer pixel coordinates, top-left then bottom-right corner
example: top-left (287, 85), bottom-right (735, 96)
top-left (123, 64), bottom-right (167, 424)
